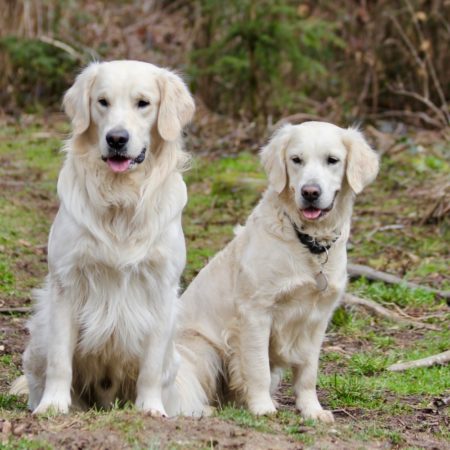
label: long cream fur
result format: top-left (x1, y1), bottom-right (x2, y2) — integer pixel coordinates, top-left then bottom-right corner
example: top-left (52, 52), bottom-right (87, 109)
top-left (18, 60), bottom-right (195, 416)
top-left (174, 121), bottom-right (379, 421)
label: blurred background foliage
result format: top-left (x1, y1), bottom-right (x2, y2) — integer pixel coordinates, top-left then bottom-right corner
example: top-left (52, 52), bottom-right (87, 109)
top-left (0, 0), bottom-right (449, 129)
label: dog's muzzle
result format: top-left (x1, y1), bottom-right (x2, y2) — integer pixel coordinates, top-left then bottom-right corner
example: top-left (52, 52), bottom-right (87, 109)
top-left (102, 128), bottom-right (147, 173)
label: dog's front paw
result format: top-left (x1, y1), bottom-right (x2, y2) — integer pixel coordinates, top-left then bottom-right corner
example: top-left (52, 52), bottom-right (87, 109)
top-left (33, 392), bottom-right (71, 415)
top-left (146, 408), bottom-right (168, 418)
top-left (250, 403), bottom-right (277, 416)
top-left (302, 408), bottom-right (335, 423)
top-left (248, 395), bottom-right (277, 416)
top-left (135, 397), bottom-right (167, 417)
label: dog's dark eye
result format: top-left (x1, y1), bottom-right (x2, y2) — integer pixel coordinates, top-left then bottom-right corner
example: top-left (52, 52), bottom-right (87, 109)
top-left (137, 100), bottom-right (150, 108)
top-left (327, 156), bottom-right (339, 165)
top-left (291, 156), bottom-right (303, 165)
top-left (98, 98), bottom-right (109, 107)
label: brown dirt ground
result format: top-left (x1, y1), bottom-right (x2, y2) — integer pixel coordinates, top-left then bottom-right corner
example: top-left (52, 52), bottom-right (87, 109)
top-left (0, 120), bottom-right (449, 449)
top-left (2, 311), bottom-right (449, 449)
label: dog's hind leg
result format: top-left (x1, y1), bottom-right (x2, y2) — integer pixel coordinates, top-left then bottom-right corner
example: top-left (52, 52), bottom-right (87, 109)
top-left (165, 332), bottom-right (221, 417)
top-left (229, 311), bottom-right (276, 416)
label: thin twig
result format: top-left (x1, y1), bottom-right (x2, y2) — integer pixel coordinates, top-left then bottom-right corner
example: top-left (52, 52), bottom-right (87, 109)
top-left (38, 35), bottom-right (83, 61)
top-left (0, 307), bottom-right (31, 314)
top-left (343, 294), bottom-right (440, 330)
top-left (387, 350), bottom-right (450, 372)
top-left (332, 408), bottom-right (358, 421)
top-left (387, 86), bottom-right (447, 126)
top-left (367, 110), bottom-right (442, 128)
top-left (403, 0), bottom-right (449, 120)
top-left (388, 13), bottom-right (428, 97)
top-left (348, 263), bottom-right (450, 300)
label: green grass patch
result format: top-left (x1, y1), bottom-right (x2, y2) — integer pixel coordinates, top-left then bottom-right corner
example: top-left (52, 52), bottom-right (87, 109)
top-left (0, 437), bottom-right (53, 450)
top-left (275, 410), bottom-right (316, 444)
top-left (321, 356), bottom-right (449, 410)
top-left (329, 305), bottom-right (373, 336)
top-left (0, 126), bottom-right (63, 187)
top-left (217, 406), bottom-right (271, 433)
top-left (0, 260), bottom-right (15, 295)
top-left (353, 424), bottom-right (404, 446)
top-left (183, 153), bottom-right (263, 284)
top-left (348, 353), bottom-right (387, 376)
top-left (0, 394), bottom-right (27, 410)
top-left (380, 366), bottom-right (450, 396)
top-left (350, 278), bottom-right (438, 308)
top-left (320, 374), bottom-right (385, 410)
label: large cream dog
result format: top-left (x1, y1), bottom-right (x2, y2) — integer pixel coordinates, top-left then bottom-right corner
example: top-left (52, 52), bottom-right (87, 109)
top-left (20, 60), bottom-right (194, 416)
top-left (177, 122), bottom-right (379, 422)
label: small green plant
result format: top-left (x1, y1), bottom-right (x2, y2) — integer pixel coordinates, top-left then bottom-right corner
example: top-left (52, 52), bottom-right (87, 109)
top-left (320, 374), bottom-right (383, 409)
top-left (349, 353), bottom-right (387, 376)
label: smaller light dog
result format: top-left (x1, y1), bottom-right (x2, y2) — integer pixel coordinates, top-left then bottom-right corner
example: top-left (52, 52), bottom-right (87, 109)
top-left (177, 121), bottom-right (379, 422)
top-left (15, 60), bottom-right (195, 416)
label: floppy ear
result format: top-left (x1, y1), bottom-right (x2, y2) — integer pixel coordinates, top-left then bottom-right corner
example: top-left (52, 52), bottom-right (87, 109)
top-left (260, 124), bottom-right (293, 193)
top-left (63, 63), bottom-right (99, 135)
top-left (343, 128), bottom-right (379, 194)
top-left (157, 71), bottom-right (195, 142)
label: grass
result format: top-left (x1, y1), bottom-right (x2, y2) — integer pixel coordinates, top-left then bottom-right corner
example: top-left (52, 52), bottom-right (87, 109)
top-left (0, 438), bottom-right (54, 450)
top-left (217, 405), bottom-right (271, 433)
top-left (0, 394), bottom-right (27, 410)
top-left (350, 278), bottom-right (440, 309)
top-left (0, 122), bottom-right (449, 449)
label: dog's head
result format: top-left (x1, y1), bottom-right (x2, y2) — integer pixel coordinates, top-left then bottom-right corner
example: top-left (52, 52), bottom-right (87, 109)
top-left (63, 60), bottom-right (195, 173)
top-left (260, 121), bottom-right (379, 222)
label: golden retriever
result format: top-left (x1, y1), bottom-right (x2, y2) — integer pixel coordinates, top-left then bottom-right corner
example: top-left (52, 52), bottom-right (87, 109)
top-left (18, 60), bottom-right (195, 416)
top-left (175, 122), bottom-right (379, 422)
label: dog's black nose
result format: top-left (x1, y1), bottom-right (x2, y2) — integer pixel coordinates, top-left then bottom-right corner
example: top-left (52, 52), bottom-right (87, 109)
top-left (106, 129), bottom-right (129, 150)
top-left (301, 184), bottom-right (322, 201)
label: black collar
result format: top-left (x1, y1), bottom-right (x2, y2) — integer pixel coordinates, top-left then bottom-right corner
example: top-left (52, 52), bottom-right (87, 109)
top-left (291, 221), bottom-right (339, 255)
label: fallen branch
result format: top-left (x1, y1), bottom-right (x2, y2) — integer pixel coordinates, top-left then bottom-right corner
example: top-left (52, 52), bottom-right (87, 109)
top-left (342, 294), bottom-right (439, 330)
top-left (347, 263), bottom-right (450, 300)
top-left (387, 350), bottom-right (450, 372)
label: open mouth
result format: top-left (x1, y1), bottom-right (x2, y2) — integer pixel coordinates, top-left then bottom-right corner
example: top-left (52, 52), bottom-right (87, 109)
top-left (301, 207), bottom-right (329, 220)
top-left (102, 148), bottom-right (146, 173)
top-left (300, 191), bottom-right (338, 221)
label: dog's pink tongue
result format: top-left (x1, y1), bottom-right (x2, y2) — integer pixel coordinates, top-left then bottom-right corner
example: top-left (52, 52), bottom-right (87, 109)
top-left (107, 158), bottom-right (131, 173)
top-left (303, 208), bottom-right (322, 220)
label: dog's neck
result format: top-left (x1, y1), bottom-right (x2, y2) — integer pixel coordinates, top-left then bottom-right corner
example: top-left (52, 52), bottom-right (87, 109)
top-left (289, 218), bottom-right (340, 255)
